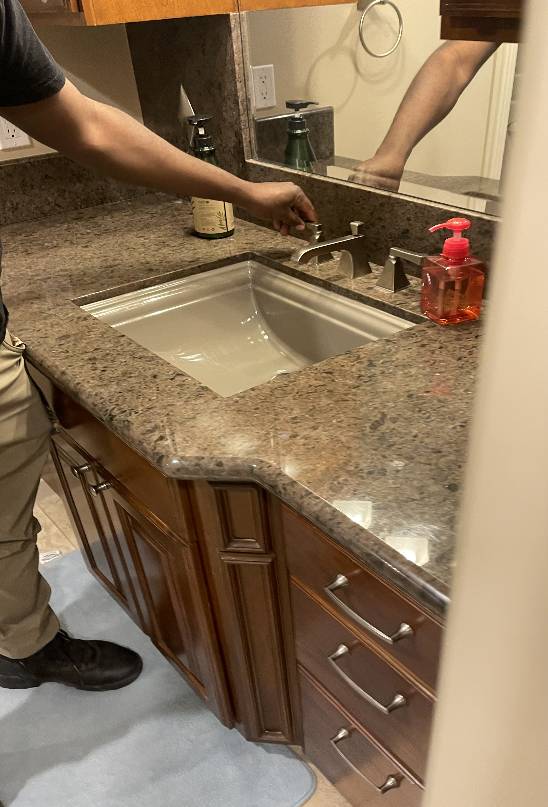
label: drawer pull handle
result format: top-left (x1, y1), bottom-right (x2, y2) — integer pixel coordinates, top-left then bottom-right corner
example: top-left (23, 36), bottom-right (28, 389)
top-left (328, 644), bottom-right (407, 714)
top-left (331, 728), bottom-right (401, 794)
top-left (325, 574), bottom-right (414, 645)
top-left (88, 481), bottom-right (112, 497)
top-left (71, 463), bottom-right (93, 479)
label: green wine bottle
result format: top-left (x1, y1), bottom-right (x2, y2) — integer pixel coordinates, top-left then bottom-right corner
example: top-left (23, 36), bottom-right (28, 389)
top-left (187, 115), bottom-right (235, 240)
top-left (284, 100), bottom-right (318, 173)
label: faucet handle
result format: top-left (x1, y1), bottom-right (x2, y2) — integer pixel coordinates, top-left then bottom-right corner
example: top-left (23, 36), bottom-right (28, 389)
top-left (350, 221), bottom-right (366, 237)
top-left (306, 222), bottom-right (324, 243)
top-left (376, 246), bottom-right (426, 292)
top-left (390, 247), bottom-right (426, 266)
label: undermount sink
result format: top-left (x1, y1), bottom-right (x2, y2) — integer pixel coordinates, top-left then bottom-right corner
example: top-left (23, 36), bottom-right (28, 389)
top-left (82, 259), bottom-right (414, 397)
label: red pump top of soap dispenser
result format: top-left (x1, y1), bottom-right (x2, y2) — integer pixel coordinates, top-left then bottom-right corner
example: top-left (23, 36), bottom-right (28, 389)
top-left (429, 217), bottom-right (471, 261)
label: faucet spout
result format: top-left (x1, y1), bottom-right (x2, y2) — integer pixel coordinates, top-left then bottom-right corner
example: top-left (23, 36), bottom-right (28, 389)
top-left (292, 221), bottom-right (373, 279)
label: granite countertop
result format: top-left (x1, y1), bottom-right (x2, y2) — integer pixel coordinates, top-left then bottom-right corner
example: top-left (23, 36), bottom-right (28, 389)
top-left (2, 195), bottom-right (483, 617)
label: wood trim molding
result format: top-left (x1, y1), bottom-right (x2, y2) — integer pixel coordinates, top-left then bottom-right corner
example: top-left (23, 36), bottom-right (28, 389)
top-left (441, 15), bottom-right (521, 41)
top-left (212, 483), bottom-right (269, 553)
top-left (224, 556), bottom-right (294, 742)
top-left (440, 0), bottom-right (522, 16)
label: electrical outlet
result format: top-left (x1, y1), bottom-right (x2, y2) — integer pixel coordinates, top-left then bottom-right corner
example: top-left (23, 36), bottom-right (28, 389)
top-left (251, 64), bottom-right (276, 111)
top-left (0, 117), bottom-right (32, 150)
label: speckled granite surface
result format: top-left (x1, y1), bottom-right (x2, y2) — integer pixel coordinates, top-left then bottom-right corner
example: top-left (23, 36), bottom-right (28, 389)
top-left (1, 195), bottom-right (484, 617)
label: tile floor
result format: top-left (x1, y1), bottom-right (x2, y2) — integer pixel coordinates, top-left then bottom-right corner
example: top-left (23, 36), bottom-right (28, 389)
top-left (36, 478), bottom-right (351, 807)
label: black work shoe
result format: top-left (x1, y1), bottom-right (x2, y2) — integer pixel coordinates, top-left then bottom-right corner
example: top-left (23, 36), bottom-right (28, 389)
top-left (0, 630), bottom-right (143, 691)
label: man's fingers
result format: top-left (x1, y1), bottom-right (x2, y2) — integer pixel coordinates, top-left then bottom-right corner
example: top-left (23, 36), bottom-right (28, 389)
top-left (283, 207), bottom-right (305, 229)
top-left (272, 185), bottom-right (317, 236)
top-left (294, 190), bottom-right (317, 223)
top-left (273, 218), bottom-right (289, 236)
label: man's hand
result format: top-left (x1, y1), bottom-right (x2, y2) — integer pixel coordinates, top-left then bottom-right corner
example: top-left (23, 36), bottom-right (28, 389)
top-left (236, 181), bottom-right (316, 236)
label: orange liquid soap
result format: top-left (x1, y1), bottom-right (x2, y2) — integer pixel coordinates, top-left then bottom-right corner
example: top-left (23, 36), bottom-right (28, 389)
top-left (421, 217), bottom-right (486, 326)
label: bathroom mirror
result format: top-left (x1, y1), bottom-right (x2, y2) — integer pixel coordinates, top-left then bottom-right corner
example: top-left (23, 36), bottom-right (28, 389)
top-left (238, 0), bottom-right (519, 215)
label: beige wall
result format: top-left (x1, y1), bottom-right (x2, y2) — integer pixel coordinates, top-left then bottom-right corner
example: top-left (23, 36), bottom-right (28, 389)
top-left (0, 25), bottom-right (142, 163)
top-left (247, 1), bottom-right (512, 178)
top-left (422, 0), bottom-right (548, 802)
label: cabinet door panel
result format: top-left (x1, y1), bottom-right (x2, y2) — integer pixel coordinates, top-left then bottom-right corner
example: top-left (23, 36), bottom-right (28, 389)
top-left (108, 493), bottom-right (199, 680)
top-left (132, 520), bottom-right (188, 668)
top-left (49, 427), bottom-right (231, 725)
top-left (99, 495), bottom-right (151, 634)
top-left (50, 439), bottom-right (125, 601)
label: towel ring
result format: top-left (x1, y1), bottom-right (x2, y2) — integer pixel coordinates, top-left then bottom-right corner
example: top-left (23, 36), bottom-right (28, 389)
top-left (359, 0), bottom-right (403, 59)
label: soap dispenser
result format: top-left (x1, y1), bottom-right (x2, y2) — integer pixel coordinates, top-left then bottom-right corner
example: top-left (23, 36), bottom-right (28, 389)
top-left (187, 115), bottom-right (235, 239)
top-left (284, 100), bottom-right (318, 172)
top-left (421, 217), bottom-right (486, 325)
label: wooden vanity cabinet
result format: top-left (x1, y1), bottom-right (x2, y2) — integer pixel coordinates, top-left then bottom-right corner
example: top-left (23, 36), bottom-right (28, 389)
top-left (33, 367), bottom-right (443, 805)
top-left (440, 0), bottom-right (522, 42)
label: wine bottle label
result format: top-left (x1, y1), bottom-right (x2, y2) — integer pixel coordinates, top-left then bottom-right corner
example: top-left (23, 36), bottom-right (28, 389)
top-left (191, 198), bottom-right (234, 235)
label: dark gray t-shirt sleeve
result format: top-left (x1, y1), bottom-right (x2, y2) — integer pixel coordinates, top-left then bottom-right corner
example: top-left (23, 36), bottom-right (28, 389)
top-left (0, 0), bottom-right (65, 106)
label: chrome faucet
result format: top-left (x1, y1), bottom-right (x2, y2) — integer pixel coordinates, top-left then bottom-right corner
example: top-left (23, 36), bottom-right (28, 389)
top-left (292, 221), bottom-right (373, 279)
top-left (376, 247), bottom-right (426, 292)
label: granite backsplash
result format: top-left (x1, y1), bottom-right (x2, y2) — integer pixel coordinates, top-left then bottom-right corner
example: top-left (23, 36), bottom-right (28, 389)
top-left (0, 154), bottom-right (148, 228)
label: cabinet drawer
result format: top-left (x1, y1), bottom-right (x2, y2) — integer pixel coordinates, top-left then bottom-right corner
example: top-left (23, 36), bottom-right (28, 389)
top-left (283, 505), bottom-right (442, 690)
top-left (299, 668), bottom-right (422, 807)
top-left (292, 582), bottom-right (433, 782)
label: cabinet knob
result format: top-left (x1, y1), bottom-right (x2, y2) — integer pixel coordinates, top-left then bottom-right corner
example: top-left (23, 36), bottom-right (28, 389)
top-left (71, 463), bottom-right (93, 479)
top-left (88, 481), bottom-right (112, 497)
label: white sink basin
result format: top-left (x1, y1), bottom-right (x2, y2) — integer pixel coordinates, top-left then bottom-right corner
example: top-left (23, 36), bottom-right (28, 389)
top-left (82, 259), bottom-right (413, 397)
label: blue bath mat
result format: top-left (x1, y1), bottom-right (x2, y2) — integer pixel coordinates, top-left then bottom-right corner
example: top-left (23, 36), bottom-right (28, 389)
top-left (0, 550), bottom-right (315, 807)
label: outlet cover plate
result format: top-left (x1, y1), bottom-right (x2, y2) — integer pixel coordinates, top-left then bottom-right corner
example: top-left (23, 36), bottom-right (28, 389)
top-left (0, 117), bottom-right (32, 150)
top-left (251, 64), bottom-right (276, 111)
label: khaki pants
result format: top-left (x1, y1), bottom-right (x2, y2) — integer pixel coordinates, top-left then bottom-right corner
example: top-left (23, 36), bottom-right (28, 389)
top-left (0, 331), bottom-right (59, 659)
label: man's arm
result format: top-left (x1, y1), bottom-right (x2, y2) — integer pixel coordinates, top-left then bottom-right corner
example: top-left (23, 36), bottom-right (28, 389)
top-left (351, 40), bottom-right (499, 190)
top-left (0, 81), bottom-right (316, 235)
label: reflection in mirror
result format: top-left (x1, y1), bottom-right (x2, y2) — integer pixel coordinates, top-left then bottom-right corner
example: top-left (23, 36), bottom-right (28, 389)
top-left (242, 1), bottom-right (519, 215)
